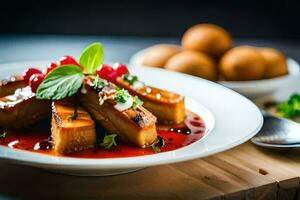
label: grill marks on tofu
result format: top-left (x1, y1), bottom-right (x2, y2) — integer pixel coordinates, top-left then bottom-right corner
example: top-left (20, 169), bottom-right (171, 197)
top-left (80, 82), bottom-right (157, 147)
top-left (125, 107), bottom-right (156, 128)
top-left (51, 102), bottom-right (96, 154)
top-left (116, 77), bottom-right (186, 124)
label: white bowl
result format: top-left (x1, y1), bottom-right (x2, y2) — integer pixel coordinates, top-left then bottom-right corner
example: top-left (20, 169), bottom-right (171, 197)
top-left (130, 48), bottom-right (300, 98)
top-left (219, 58), bottom-right (300, 98)
top-left (0, 61), bottom-right (263, 176)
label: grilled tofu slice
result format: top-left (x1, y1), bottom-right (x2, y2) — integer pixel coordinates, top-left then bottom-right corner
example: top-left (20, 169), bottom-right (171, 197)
top-left (80, 79), bottom-right (157, 147)
top-left (0, 86), bottom-right (51, 129)
top-left (51, 102), bottom-right (96, 154)
top-left (116, 77), bottom-right (185, 124)
top-left (0, 75), bottom-right (25, 97)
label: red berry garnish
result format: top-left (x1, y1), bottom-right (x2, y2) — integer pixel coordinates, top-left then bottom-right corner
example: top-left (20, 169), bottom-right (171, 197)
top-left (96, 63), bottom-right (129, 83)
top-left (23, 68), bottom-right (42, 84)
top-left (58, 56), bottom-right (80, 66)
top-left (114, 63), bottom-right (129, 77)
top-left (96, 64), bottom-right (117, 83)
top-left (29, 73), bottom-right (45, 93)
top-left (45, 62), bottom-right (58, 74)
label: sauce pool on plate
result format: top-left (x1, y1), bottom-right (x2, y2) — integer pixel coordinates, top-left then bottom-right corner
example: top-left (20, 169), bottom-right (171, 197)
top-left (0, 111), bottom-right (206, 158)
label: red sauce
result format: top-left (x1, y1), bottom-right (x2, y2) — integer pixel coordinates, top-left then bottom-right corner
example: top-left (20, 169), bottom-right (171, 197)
top-left (0, 111), bottom-right (206, 158)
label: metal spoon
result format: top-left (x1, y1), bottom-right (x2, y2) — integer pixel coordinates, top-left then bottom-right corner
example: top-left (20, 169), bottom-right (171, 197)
top-left (251, 111), bottom-right (300, 148)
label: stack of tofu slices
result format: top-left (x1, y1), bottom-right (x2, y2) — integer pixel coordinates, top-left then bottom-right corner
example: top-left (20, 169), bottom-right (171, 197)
top-left (0, 73), bottom-right (185, 154)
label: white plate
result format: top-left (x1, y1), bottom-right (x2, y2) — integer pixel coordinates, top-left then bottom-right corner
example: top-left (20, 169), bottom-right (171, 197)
top-left (0, 61), bottom-right (263, 176)
top-left (130, 47), bottom-right (300, 98)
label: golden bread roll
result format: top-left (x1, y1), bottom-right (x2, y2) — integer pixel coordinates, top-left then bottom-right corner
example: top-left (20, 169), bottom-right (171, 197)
top-left (219, 46), bottom-right (266, 81)
top-left (182, 23), bottom-right (232, 58)
top-left (258, 48), bottom-right (288, 79)
top-left (165, 51), bottom-right (217, 81)
top-left (142, 44), bottom-right (181, 68)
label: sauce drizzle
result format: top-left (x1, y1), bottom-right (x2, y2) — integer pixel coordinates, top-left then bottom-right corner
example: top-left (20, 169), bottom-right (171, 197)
top-left (0, 111), bottom-right (206, 158)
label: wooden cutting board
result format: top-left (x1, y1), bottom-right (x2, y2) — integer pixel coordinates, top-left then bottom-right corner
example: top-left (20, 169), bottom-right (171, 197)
top-left (1, 141), bottom-right (300, 200)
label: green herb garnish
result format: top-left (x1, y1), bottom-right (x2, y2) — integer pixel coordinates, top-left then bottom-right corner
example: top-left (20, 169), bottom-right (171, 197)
top-left (277, 93), bottom-right (300, 118)
top-left (102, 134), bottom-right (117, 149)
top-left (114, 88), bottom-right (130, 103)
top-left (79, 42), bottom-right (104, 74)
top-left (36, 42), bottom-right (104, 100)
top-left (132, 96), bottom-right (143, 109)
top-left (122, 74), bottom-right (138, 85)
top-left (67, 112), bottom-right (78, 121)
top-left (151, 144), bottom-right (161, 153)
top-left (93, 76), bottom-right (108, 89)
top-left (67, 104), bottom-right (78, 121)
top-left (36, 65), bottom-right (84, 100)
top-left (0, 132), bottom-right (6, 139)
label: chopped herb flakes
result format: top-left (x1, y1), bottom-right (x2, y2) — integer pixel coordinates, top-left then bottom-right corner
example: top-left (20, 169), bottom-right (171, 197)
top-left (114, 88), bottom-right (130, 103)
top-left (122, 74), bottom-right (138, 85)
top-left (0, 132), bottom-right (7, 139)
top-left (132, 96), bottom-right (143, 109)
top-left (102, 134), bottom-right (117, 149)
top-left (151, 144), bottom-right (161, 153)
top-left (68, 112), bottom-right (78, 121)
top-left (67, 105), bottom-right (78, 120)
top-left (93, 76), bottom-right (108, 89)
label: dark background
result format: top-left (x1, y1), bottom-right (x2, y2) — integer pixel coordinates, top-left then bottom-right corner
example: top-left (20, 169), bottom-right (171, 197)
top-left (1, 0), bottom-right (299, 38)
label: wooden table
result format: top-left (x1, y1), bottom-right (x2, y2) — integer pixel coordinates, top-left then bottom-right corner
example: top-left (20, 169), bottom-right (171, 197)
top-left (1, 142), bottom-right (300, 200)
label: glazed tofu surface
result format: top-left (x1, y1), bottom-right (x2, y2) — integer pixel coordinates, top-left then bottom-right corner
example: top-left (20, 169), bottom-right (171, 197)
top-left (51, 102), bottom-right (96, 154)
top-left (80, 83), bottom-right (157, 147)
top-left (0, 86), bottom-right (51, 129)
top-left (116, 77), bottom-right (185, 124)
top-left (0, 76), bottom-right (25, 97)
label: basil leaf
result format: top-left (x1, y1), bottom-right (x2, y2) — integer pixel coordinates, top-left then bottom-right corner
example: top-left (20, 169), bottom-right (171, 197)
top-left (36, 65), bottom-right (84, 100)
top-left (79, 42), bottom-right (104, 74)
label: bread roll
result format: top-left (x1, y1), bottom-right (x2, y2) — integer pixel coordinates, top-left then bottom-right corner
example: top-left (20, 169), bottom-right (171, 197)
top-left (142, 44), bottom-right (181, 68)
top-left (258, 48), bottom-right (288, 78)
top-left (165, 51), bottom-right (217, 81)
top-left (219, 46), bottom-right (266, 81)
top-left (182, 23), bottom-right (232, 58)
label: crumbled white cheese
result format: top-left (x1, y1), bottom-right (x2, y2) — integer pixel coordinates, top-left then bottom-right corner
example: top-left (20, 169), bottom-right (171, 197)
top-left (14, 88), bottom-right (22, 96)
top-left (6, 95), bottom-right (17, 101)
top-left (19, 86), bottom-right (32, 96)
top-left (114, 96), bottom-right (133, 111)
top-left (6, 99), bottom-right (22, 107)
top-left (81, 87), bottom-right (87, 94)
top-left (0, 101), bottom-right (5, 107)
